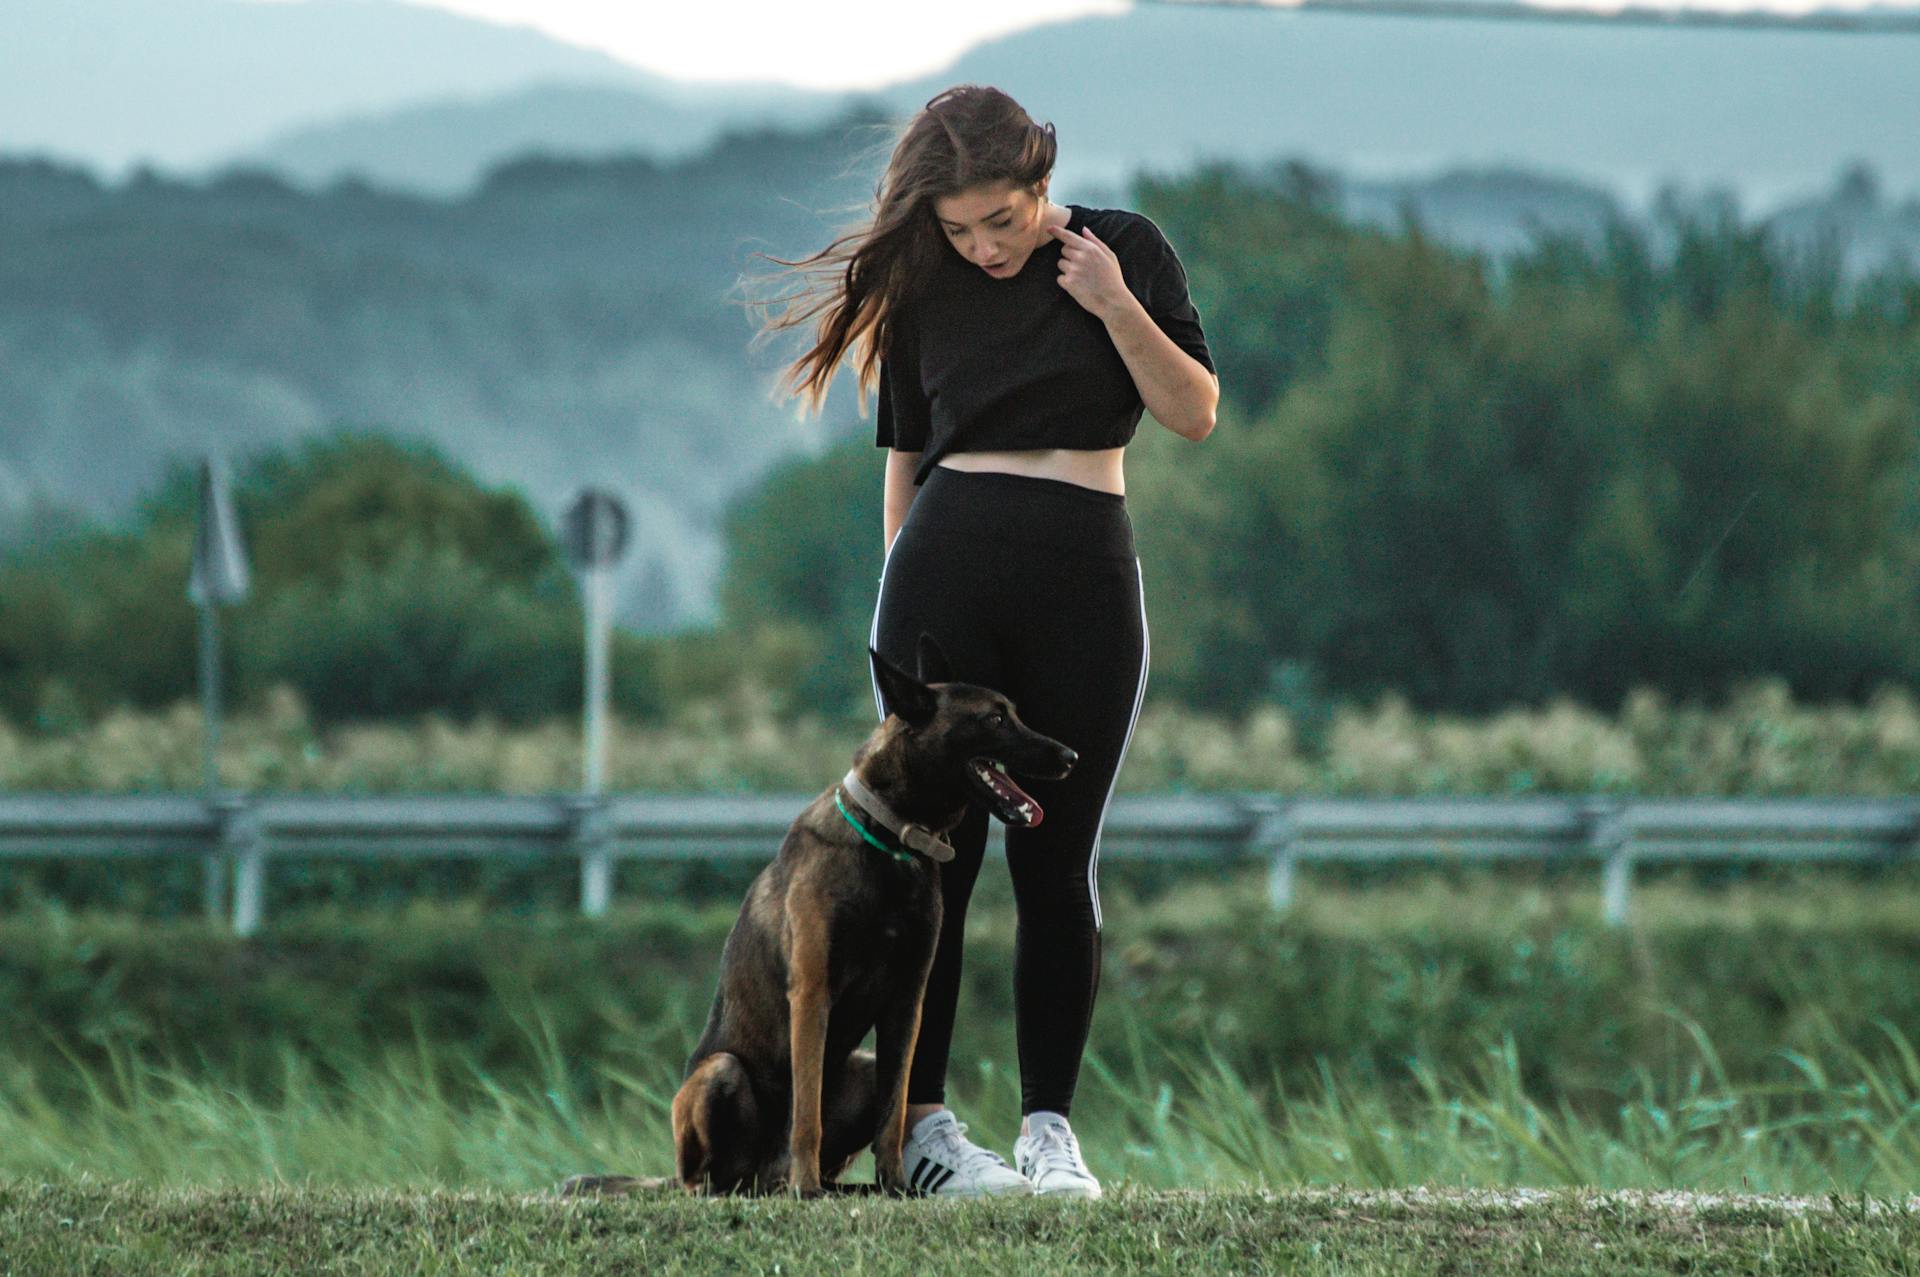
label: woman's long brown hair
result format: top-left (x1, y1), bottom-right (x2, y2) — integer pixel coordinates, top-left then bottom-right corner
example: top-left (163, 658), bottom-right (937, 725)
top-left (744, 84), bottom-right (1059, 421)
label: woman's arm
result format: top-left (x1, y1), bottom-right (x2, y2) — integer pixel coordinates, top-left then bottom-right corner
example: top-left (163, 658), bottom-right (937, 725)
top-left (883, 450), bottom-right (921, 558)
top-left (1102, 300), bottom-right (1219, 441)
top-left (1048, 219), bottom-right (1219, 442)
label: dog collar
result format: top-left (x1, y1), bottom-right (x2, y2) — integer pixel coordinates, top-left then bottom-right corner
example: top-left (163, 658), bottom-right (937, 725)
top-left (838, 769), bottom-right (956, 864)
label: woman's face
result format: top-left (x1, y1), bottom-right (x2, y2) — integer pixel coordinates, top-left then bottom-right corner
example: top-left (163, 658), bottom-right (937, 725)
top-left (931, 184), bottom-right (1051, 279)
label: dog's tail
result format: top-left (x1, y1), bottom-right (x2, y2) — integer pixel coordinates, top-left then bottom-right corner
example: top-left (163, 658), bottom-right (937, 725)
top-left (555, 1174), bottom-right (676, 1197)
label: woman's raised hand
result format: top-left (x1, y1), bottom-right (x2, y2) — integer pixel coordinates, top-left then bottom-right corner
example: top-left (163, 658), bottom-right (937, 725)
top-left (1047, 224), bottom-right (1133, 325)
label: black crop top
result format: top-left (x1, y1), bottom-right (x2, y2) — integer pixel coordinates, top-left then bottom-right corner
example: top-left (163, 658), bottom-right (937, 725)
top-left (873, 202), bottom-right (1214, 486)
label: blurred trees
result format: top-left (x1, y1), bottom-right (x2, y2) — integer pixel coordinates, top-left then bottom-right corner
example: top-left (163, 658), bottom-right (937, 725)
top-left (714, 441), bottom-right (884, 721)
top-left (1117, 162), bottom-right (1920, 715)
top-left (1, 431), bottom-right (574, 727)
top-left (0, 429), bottom-right (853, 731)
top-left (3, 162), bottom-right (1917, 730)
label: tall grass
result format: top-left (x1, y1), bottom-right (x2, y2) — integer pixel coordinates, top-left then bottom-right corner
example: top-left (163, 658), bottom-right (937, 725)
top-left (8, 873), bottom-right (1919, 1196)
top-left (5, 999), bottom-right (1918, 1195)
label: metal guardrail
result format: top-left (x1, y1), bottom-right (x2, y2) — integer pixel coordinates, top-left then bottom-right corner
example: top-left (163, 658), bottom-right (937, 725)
top-left (1, 792), bottom-right (1916, 936)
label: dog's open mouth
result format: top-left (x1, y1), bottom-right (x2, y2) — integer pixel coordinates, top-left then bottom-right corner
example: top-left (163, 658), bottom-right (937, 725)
top-left (969, 757), bottom-right (1043, 826)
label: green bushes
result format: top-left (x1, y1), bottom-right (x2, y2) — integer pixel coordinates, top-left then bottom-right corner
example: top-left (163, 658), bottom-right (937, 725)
top-left (1124, 170), bottom-right (1920, 714)
top-left (9, 674), bottom-right (1920, 799)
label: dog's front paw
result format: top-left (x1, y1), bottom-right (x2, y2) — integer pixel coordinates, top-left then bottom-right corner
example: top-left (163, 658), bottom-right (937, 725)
top-left (875, 1158), bottom-right (909, 1197)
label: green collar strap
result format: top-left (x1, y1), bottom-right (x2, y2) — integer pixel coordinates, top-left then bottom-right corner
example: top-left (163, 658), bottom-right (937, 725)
top-left (835, 787), bottom-right (916, 864)
top-left (838, 769), bottom-right (957, 863)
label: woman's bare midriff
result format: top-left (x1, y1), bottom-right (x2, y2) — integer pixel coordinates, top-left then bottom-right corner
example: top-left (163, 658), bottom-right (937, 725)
top-left (935, 447), bottom-right (1125, 496)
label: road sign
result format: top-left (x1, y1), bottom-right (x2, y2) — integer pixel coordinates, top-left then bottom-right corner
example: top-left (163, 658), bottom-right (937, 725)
top-left (562, 488), bottom-right (630, 573)
top-left (189, 456), bottom-right (250, 605)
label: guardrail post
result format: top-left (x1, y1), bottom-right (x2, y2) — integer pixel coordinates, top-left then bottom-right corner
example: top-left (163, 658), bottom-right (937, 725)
top-left (218, 798), bottom-right (267, 937)
top-left (1586, 799), bottom-right (1632, 928)
top-left (569, 795), bottom-right (615, 918)
top-left (1246, 798), bottom-right (1298, 912)
top-left (202, 850), bottom-right (227, 923)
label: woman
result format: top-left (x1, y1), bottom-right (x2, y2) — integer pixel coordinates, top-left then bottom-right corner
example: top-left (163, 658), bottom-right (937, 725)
top-left (759, 84), bottom-right (1218, 1198)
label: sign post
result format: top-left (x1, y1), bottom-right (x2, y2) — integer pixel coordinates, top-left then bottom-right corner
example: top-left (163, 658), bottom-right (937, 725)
top-left (560, 488), bottom-right (631, 917)
top-left (188, 455), bottom-right (251, 922)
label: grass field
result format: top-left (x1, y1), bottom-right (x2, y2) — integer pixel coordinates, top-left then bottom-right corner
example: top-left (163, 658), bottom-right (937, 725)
top-left (5, 1180), bottom-right (1919, 1275)
top-left (8, 874), bottom-right (1920, 1197)
top-left (8, 874), bottom-right (1920, 1272)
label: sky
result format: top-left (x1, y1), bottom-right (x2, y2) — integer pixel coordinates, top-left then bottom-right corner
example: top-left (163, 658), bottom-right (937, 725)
top-left (373, 0), bottom-right (1128, 91)
top-left (305, 0), bottom-right (1903, 91)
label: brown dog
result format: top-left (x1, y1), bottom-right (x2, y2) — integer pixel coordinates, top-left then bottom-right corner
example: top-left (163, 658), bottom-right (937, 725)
top-left (560, 631), bottom-right (1076, 1197)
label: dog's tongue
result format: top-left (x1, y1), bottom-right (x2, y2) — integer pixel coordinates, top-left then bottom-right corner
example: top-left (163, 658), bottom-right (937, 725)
top-left (981, 762), bottom-right (1044, 827)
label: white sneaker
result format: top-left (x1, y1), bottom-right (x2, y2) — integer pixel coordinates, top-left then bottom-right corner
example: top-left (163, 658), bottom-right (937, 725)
top-left (901, 1110), bottom-right (1034, 1197)
top-left (1014, 1112), bottom-right (1103, 1199)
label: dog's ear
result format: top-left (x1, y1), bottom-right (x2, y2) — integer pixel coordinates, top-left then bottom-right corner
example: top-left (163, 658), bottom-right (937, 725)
top-left (869, 645), bottom-right (937, 729)
top-left (915, 630), bottom-right (954, 685)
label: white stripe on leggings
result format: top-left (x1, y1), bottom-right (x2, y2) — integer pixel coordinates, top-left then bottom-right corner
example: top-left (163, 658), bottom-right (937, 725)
top-left (871, 545), bottom-right (1149, 934)
top-left (1087, 556), bottom-right (1150, 933)
top-left (869, 534), bottom-right (903, 721)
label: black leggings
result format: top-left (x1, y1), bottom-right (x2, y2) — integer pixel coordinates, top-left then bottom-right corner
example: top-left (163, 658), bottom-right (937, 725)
top-left (868, 463), bottom-right (1149, 1118)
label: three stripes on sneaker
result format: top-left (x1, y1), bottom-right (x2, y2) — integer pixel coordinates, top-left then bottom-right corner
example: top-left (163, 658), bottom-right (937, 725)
top-left (908, 1157), bottom-right (960, 1193)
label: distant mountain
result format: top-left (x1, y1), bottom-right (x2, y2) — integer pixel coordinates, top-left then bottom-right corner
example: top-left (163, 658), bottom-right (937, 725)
top-left (239, 79), bottom-right (852, 197)
top-left (208, 5), bottom-right (1920, 215)
top-left (1763, 161), bottom-right (1920, 277)
top-left (0, 0), bottom-right (793, 179)
top-left (877, 4), bottom-right (1920, 216)
top-left (7, 1), bottom-right (1917, 213)
top-left (0, 111), bottom-right (904, 631)
top-left (1338, 160), bottom-right (1920, 280)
